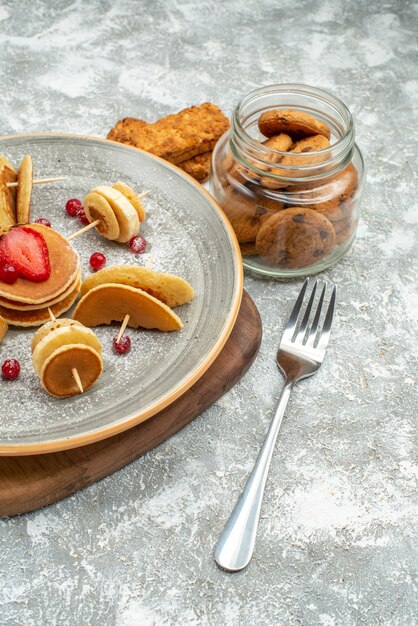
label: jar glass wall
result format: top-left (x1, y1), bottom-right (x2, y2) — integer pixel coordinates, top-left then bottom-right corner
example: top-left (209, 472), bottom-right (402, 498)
top-left (210, 84), bottom-right (366, 277)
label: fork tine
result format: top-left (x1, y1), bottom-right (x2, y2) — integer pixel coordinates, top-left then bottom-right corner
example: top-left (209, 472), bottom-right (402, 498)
top-left (316, 285), bottom-right (337, 351)
top-left (294, 280), bottom-right (317, 342)
top-left (306, 283), bottom-right (326, 346)
top-left (282, 278), bottom-right (309, 339)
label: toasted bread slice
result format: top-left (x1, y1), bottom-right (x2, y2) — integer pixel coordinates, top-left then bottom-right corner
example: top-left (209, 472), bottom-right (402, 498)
top-left (107, 103), bottom-right (229, 164)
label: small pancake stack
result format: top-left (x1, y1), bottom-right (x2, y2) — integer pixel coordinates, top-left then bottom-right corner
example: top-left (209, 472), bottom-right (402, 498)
top-left (0, 224), bottom-right (81, 327)
top-left (32, 318), bottom-right (103, 397)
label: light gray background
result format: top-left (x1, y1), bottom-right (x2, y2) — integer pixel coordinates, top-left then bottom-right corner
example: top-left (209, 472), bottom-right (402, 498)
top-left (0, 1), bottom-right (417, 625)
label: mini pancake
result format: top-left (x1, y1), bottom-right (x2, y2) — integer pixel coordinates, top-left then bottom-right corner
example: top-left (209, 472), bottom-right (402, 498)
top-left (80, 265), bottom-right (194, 308)
top-left (0, 270), bottom-right (81, 310)
top-left (84, 192), bottom-right (120, 241)
top-left (0, 278), bottom-right (81, 327)
top-left (40, 344), bottom-right (103, 397)
top-left (32, 318), bottom-right (84, 352)
top-left (0, 224), bottom-right (80, 304)
top-left (73, 283), bottom-right (183, 331)
top-left (0, 316), bottom-right (8, 342)
top-left (92, 185), bottom-right (139, 243)
top-left (16, 155), bottom-right (32, 224)
top-left (0, 156), bottom-right (17, 226)
top-left (32, 324), bottom-right (102, 376)
top-left (112, 181), bottom-right (146, 222)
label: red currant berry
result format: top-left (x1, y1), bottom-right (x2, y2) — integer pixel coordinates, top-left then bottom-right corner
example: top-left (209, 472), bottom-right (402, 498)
top-left (2, 358), bottom-right (20, 379)
top-left (77, 208), bottom-right (90, 225)
top-left (90, 252), bottom-right (106, 271)
top-left (65, 198), bottom-right (83, 218)
top-left (34, 217), bottom-right (51, 227)
top-left (0, 263), bottom-right (19, 284)
top-left (113, 335), bottom-right (131, 354)
top-left (129, 235), bottom-right (147, 254)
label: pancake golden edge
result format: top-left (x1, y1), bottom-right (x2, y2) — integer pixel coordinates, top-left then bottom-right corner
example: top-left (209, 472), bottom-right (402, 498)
top-left (73, 283), bottom-right (183, 331)
top-left (0, 316), bottom-right (8, 343)
top-left (0, 156), bottom-right (17, 226)
top-left (40, 343), bottom-right (103, 398)
top-left (112, 181), bottom-right (146, 222)
top-left (0, 269), bottom-right (82, 310)
top-left (84, 192), bottom-right (120, 241)
top-left (92, 185), bottom-right (139, 243)
top-left (0, 276), bottom-right (81, 327)
top-left (0, 224), bottom-right (80, 304)
top-left (32, 324), bottom-right (102, 376)
top-left (32, 318), bottom-right (84, 352)
top-left (80, 265), bottom-right (194, 308)
top-left (16, 154), bottom-right (32, 224)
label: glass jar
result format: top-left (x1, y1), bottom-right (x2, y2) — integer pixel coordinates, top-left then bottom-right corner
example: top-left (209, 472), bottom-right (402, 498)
top-left (210, 84), bottom-right (365, 277)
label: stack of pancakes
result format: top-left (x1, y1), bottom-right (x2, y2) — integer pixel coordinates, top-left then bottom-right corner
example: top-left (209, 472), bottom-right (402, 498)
top-left (0, 224), bottom-right (81, 327)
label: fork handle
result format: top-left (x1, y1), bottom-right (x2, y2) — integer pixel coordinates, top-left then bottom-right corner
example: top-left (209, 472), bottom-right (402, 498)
top-left (215, 381), bottom-right (294, 571)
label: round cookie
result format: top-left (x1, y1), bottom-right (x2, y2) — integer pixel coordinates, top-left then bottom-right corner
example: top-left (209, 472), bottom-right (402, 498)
top-left (255, 207), bottom-right (336, 268)
top-left (330, 163), bottom-right (358, 202)
top-left (239, 242), bottom-right (257, 256)
top-left (220, 188), bottom-right (283, 243)
top-left (262, 133), bottom-right (293, 153)
top-left (258, 109), bottom-right (331, 140)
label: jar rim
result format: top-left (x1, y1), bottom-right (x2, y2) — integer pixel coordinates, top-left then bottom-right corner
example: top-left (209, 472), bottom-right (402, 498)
top-left (232, 83), bottom-right (354, 161)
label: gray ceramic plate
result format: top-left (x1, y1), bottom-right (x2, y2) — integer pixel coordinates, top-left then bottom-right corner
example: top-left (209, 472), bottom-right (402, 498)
top-left (0, 134), bottom-right (242, 455)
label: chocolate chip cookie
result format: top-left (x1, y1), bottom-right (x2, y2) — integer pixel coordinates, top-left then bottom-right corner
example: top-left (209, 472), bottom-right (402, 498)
top-left (255, 207), bottom-right (336, 268)
top-left (221, 188), bottom-right (284, 243)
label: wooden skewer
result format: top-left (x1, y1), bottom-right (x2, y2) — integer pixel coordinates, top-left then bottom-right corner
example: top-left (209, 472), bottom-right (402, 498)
top-left (6, 176), bottom-right (68, 188)
top-left (116, 313), bottom-right (130, 343)
top-left (145, 252), bottom-right (154, 269)
top-left (66, 220), bottom-right (100, 242)
top-left (138, 190), bottom-right (150, 199)
top-left (71, 367), bottom-right (84, 394)
top-left (48, 307), bottom-right (56, 322)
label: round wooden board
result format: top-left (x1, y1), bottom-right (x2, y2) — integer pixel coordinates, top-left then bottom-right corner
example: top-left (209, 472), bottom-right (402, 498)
top-left (0, 291), bottom-right (262, 517)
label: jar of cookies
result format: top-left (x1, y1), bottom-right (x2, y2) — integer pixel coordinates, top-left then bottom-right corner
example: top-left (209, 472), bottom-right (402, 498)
top-left (210, 84), bottom-right (365, 277)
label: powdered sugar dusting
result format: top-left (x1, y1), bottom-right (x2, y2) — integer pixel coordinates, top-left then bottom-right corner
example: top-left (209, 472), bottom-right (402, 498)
top-left (0, 136), bottom-right (239, 446)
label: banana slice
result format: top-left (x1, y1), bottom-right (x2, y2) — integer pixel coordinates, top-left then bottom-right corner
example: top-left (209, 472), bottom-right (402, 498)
top-left (32, 324), bottom-right (102, 376)
top-left (80, 265), bottom-right (194, 308)
top-left (0, 316), bottom-right (8, 343)
top-left (0, 156), bottom-right (17, 226)
top-left (112, 181), bottom-right (146, 222)
top-left (73, 283), bottom-right (183, 331)
top-left (92, 185), bottom-right (139, 243)
top-left (31, 318), bottom-right (84, 352)
top-left (40, 343), bottom-right (103, 397)
top-left (16, 155), bottom-right (32, 224)
top-left (84, 192), bottom-right (120, 240)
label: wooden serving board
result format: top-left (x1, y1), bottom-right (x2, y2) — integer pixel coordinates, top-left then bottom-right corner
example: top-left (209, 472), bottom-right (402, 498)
top-left (0, 291), bottom-right (262, 517)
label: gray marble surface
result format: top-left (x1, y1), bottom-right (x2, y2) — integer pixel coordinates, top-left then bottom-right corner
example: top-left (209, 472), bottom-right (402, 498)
top-left (0, 1), bottom-right (417, 624)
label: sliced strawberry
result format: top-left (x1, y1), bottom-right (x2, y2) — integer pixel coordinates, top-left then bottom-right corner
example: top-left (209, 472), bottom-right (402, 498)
top-left (0, 226), bottom-right (51, 282)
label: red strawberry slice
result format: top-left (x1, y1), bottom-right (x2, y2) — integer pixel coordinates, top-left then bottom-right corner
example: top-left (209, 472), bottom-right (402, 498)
top-left (0, 226), bottom-right (51, 282)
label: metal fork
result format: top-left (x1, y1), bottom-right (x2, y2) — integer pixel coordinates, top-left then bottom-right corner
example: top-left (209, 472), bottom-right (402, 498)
top-left (215, 278), bottom-right (336, 572)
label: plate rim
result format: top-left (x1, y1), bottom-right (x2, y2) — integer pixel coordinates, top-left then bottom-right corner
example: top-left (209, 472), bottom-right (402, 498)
top-left (0, 133), bottom-right (243, 456)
